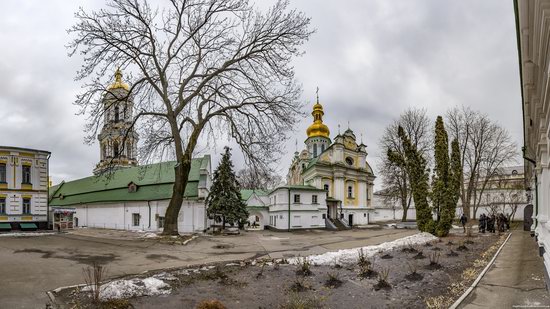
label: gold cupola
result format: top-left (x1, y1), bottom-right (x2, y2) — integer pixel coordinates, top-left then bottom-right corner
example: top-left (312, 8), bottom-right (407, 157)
top-left (306, 99), bottom-right (330, 139)
top-left (108, 68), bottom-right (130, 91)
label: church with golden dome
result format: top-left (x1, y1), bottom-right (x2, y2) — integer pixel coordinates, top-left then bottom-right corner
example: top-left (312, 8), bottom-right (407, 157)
top-left (286, 97), bottom-right (376, 227)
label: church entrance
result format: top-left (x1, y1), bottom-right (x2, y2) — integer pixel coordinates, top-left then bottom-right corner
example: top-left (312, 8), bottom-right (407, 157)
top-left (348, 214), bottom-right (353, 227)
top-left (327, 202), bottom-right (338, 219)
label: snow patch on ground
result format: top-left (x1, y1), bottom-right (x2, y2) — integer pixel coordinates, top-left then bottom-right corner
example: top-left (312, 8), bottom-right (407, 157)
top-left (287, 232), bottom-right (438, 266)
top-left (140, 232), bottom-right (159, 239)
top-left (0, 232), bottom-right (56, 237)
top-left (88, 277), bottom-right (171, 300)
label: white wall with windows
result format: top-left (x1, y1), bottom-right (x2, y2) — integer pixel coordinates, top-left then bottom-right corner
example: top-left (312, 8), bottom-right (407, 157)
top-left (266, 186), bottom-right (327, 230)
top-left (74, 199), bottom-right (206, 233)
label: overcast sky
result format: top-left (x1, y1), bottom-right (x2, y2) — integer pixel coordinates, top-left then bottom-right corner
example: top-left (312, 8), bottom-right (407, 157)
top-left (0, 0), bottom-right (522, 187)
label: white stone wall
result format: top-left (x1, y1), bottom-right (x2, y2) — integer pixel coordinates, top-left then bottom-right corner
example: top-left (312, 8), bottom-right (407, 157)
top-left (74, 199), bottom-right (206, 233)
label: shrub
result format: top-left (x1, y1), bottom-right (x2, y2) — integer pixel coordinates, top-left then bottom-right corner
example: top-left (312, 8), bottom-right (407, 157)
top-left (289, 277), bottom-right (311, 292)
top-left (324, 272), bottom-right (343, 289)
top-left (358, 258), bottom-right (377, 279)
top-left (405, 262), bottom-right (423, 281)
top-left (357, 248), bottom-right (369, 267)
top-left (281, 293), bottom-right (323, 309)
top-left (296, 257), bottom-right (312, 276)
top-left (426, 252), bottom-right (442, 270)
top-left (82, 261), bottom-right (107, 304)
top-left (196, 300), bottom-right (227, 309)
top-left (374, 267), bottom-right (391, 290)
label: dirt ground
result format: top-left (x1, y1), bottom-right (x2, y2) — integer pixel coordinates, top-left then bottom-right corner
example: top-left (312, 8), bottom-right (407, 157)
top-left (55, 231), bottom-right (505, 309)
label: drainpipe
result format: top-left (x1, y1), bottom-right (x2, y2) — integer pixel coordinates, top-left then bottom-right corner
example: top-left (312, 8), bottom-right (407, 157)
top-left (523, 149), bottom-right (538, 231)
top-left (288, 188), bottom-right (291, 232)
top-left (147, 200), bottom-right (151, 229)
top-left (46, 153), bottom-right (51, 230)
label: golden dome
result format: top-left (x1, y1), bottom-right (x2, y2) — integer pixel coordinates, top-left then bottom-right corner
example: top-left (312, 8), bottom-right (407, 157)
top-left (306, 102), bottom-right (330, 138)
top-left (108, 69), bottom-right (130, 91)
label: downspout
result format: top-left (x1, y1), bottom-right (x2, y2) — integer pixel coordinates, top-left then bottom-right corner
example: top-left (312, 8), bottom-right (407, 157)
top-left (288, 188), bottom-right (291, 232)
top-left (147, 200), bottom-right (151, 229)
top-left (523, 150), bottom-right (538, 230)
top-left (46, 153), bottom-right (51, 230)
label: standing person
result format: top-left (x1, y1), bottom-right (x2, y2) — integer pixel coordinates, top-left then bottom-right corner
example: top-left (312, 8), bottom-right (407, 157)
top-left (480, 214), bottom-right (486, 233)
top-left (460, 213), bottom-right (468, 233)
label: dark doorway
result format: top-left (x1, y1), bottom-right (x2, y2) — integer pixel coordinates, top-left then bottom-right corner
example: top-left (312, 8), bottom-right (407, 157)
top-left (348, 214), bottom-right (353, 227)
top-left (75, 217), bottom-right (79, 227)
top-left (524, 204), bottom-right (534, 231)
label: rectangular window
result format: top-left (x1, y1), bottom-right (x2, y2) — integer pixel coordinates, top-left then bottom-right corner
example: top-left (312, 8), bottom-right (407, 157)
top-left (322, 214), bottom-right (326, 219)
top-left (0, 163), bottom-right (6, 183)
top-left (0, 198), bottom-right (5, 213)
top-left (312, 195), bottom-right (318, 204)
top-left (132, 213), bottom-right (140, 226)
top-left (348, 186), bottom-right (353, 198)
top-left (22, 198), bottom-right (31, 214)
top-left (22, 165), bottom-right (31, 184)
top-left (158, 216), bottom-right (165, 228)
top-left (293, 194), bottom-right (301, 203)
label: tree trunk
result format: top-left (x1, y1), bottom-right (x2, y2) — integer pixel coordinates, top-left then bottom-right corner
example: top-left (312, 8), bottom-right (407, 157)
top-left (401, 195), bottom-right (411, 222)
top-left (162, 154), bottom-right (192, 235)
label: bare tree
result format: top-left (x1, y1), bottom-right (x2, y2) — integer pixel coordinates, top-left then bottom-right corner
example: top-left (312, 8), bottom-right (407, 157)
top-left (446, 106), bottom-right (518, 219)
top-left (237, 167), bottom-right (282, 190)
top-left (68, 0), bottom-right (313, 235)
top-left (378, 107), bottom-right (431, 221)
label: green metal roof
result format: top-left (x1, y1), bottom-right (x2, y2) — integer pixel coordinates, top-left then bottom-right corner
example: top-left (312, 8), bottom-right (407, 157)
top-left (0, 223), bottom-right (11, 230)
top-left (19, 223), bottom-right (37, 229)
top-left (50, 157), bottom-right (208, 206)
top-left (240, 189), bottom-right (269, 201)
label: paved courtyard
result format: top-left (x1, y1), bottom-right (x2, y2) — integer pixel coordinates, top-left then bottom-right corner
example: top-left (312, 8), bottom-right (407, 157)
top-left (0, 227), bottom-right (415, 309)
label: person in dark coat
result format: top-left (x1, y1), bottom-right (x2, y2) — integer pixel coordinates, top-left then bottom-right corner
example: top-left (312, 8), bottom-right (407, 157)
top-left (479, 214), bottom-right (486, 233)
top-left (488, 215), bottom-right (495, 233)
top-left (460, 213), bottom-right (468, 233)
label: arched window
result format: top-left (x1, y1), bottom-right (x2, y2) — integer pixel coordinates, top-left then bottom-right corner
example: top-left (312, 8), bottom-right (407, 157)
top-left (348, 185), bottom-right (353, 198)
top-left (313, 144), bottom-right (318, 157)
top-left (324, 184), bottom-right (329, 191)
top-left (114, 106), bottom-right (120, 122)
top-left (113, 141), bottom-right (119, 157)
top-left (321, 144), bottom-right (325, 152)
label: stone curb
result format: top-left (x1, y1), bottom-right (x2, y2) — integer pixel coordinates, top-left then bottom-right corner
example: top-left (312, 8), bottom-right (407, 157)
top-left (449, 232), bottom-right (513, 309)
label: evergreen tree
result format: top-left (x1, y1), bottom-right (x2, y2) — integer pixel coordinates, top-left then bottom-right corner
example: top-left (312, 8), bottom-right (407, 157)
top-left (389, 126), bottom-right (435, 234)
top-left (206, 147), bottom-right (249, 230)
top-left (433, 116), bottom-right (462, 237)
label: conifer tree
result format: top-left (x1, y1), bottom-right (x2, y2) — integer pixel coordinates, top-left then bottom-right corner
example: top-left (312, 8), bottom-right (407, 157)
top-left (433, 116), bottom-right (462, 237)
top-left (389, 126), bottom-right (435, 233)
top-left (206, 147), bottom-right (249, 230)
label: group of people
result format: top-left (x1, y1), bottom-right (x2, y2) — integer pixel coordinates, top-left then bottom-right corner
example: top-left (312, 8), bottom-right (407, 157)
top-left (478, 213), bottom-right (510, 233)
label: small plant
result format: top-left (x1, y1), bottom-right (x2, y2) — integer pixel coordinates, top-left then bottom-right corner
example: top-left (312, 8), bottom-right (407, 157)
top-left (358, 258), bottom-right (377, 279)
top-left (82, 261), bottom-right (107, 304)
top-left (296, 257), bottom-right (312, 276)
top-left (256, 263), bottom-right (265, 279)
top-left (426, 252), bottom-right (442, 270)
top-left (196, 299), bottom-right (227, 309)
top-left (374, 267), bottom-right (391, 290)
top-left (357, 248), bottom-right (369, 267)
top-left (324, 272), bottom-right (343, 288)
top-left (281, 293), bottom-right (323, 309)
top-left (289, 277), bottom-right (311, 292)
top-left (405, 262), bottom-right (423, 281)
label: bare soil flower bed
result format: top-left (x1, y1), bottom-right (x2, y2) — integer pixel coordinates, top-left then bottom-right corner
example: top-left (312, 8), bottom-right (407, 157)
top-left (53, 232), bottom-right (505, 309)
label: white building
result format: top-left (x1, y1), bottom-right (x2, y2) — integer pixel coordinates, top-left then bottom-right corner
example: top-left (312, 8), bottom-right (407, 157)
top-left (286, 98), bottom-right (376, 228)
top-left (49, 157), bottom-right (211, 233)
top-left (516, 0), bottom-right (550, 281)
top-left (0, 146), bottom-right (51, 230)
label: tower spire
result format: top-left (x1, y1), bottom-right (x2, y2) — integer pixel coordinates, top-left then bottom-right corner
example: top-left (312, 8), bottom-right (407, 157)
top-left (316, 87), bottom-right (319, 104)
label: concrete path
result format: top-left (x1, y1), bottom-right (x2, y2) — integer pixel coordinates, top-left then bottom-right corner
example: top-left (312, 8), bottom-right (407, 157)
top-left (0, 227), bottom-right (415, 309)
top-left (460, 231), bottom-right (550, 308)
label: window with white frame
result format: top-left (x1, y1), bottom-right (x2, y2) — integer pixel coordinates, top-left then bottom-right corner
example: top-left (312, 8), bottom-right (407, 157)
top-left (22, 165), bottom-right (31, 184)
top-left (0, 197), bottom-right (5, 213)
top-left (22, 198), bottom-right (31, 214)
top-left (312, 195), bottom-right (318, 204)
top-left (293, 194), bottom-right (301, 203)
top-left (132, 213), bottom-right (140, 226)
top-left (0, 163), bottom-right (6, 183)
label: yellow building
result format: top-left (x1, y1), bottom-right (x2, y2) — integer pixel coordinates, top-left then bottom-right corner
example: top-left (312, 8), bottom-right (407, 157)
top-left (287, 99), bottom-right (375, 227)
top-left (0, 146), bottom-right (51, 230)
